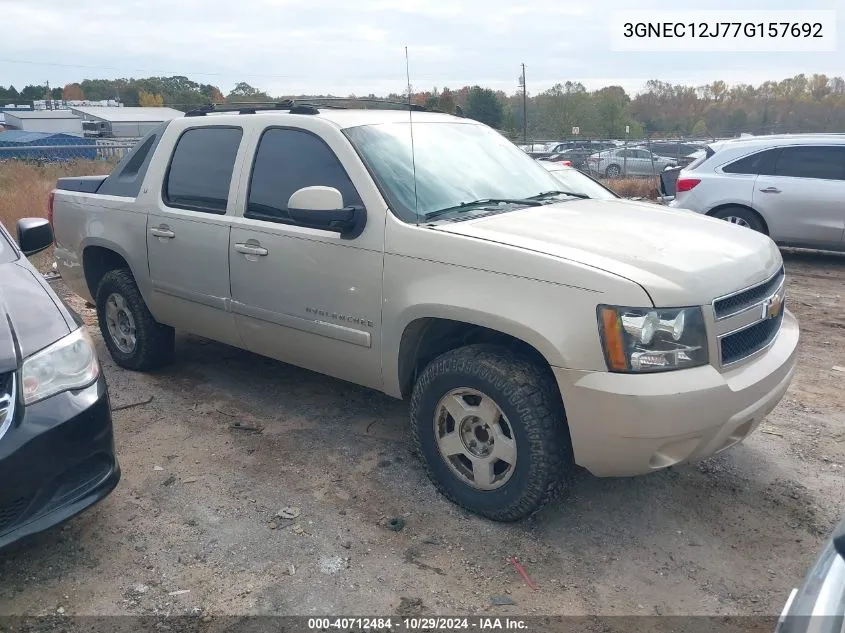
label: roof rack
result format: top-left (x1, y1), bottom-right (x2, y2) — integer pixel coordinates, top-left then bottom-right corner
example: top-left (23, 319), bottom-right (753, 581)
top-left (184, 97), bottom-right (433, 117)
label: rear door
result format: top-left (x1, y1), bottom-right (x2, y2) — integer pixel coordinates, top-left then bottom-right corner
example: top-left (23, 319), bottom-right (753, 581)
top-left (145, 125), bottom-right (245, 346)
top-left (753, 145), bottom-right (845, 249)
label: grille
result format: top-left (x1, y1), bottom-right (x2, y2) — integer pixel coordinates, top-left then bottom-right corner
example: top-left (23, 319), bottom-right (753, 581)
top-left (0, 372), bottom-right (14, 441)
top-left (721, 309), bottom-right (784, 365)
top-left (0, 496), bottom-right (31, 535)
top-left (714, 267), bottom-right (785, 319)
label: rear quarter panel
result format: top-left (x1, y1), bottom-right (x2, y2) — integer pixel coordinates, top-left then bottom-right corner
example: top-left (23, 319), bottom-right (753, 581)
top-left (53, 192), bottom-right (151, 304)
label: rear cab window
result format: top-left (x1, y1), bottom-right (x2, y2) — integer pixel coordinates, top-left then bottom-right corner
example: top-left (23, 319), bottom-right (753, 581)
top-left (163, 126), bottom-right (243, 214)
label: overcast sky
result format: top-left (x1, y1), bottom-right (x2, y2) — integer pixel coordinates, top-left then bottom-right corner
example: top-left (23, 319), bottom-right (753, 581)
top-left (1, 0), bottom-right (842, 98)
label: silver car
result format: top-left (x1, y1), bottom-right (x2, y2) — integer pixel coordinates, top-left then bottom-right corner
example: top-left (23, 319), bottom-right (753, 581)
top-left (669, 134), bottom-right (845, 252)
top-left (586, 147), bottom-right (676, 178)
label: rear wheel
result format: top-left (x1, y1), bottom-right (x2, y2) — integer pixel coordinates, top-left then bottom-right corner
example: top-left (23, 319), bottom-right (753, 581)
top-left (96, 269), bottom-right (174, 371)
top-left (410, 344), bottom-right (572, 521)
top-left (605, 164), bottom-right (621, 178)
top-left (711, 207), bottom-right (766, 234)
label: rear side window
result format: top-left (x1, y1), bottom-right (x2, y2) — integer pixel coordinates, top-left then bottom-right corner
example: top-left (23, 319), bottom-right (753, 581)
top-left (722, 148), bottom-right (780, 175)
top-left (246, 128), bottom-right (361, 224)
top-left (774, 146), bottom-right (845, 180)
top-left (164, 127), bottom-right (242, 214)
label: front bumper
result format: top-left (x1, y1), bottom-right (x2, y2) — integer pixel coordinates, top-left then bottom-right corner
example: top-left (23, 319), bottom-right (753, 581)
top-left (0, 374), bottom-right (120, 549)
top-left (555, 309), bottom-right (799, 477)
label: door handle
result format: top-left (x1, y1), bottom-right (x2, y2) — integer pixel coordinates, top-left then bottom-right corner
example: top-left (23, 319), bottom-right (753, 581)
top-left (149, 227), bottom-right (175, 238)
top-left (759, 187), bottom-right (781, 194)
top-left (234, 242), bottom-right (268, 256)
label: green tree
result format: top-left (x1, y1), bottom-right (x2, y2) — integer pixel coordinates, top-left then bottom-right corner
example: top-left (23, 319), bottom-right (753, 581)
top-left (226, 82), bottom-right (272, 102)
top-left (465, 86), bottom-right (503, 128)
top-left (594, 86), bottom-right (630, 137)
top-left (438, 88), bottom-right (455, 114)
top-left (691, 119), bottom-right (708, 136)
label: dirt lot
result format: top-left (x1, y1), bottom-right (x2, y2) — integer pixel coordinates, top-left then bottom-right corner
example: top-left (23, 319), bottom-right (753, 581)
top-left (0, 251), bottom-right (843, 618)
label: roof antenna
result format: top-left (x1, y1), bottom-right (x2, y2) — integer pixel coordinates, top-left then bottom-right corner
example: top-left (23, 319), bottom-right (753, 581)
top-left (406, 46), bottom-right (419, 227)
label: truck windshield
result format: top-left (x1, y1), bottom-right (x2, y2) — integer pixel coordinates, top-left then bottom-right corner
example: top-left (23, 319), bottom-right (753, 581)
top-left (344, 121), bottom-right (568, 223)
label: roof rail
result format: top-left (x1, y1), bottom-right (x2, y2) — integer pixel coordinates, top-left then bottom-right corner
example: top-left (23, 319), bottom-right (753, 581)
top-left (184, 97), bottom-right (433, 117)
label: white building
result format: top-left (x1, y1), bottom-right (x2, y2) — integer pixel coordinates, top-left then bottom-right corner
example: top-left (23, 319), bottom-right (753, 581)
top-left (2, 110), bottom-right (83, 135)
top-left (69, 106), bottom-right (183, 138)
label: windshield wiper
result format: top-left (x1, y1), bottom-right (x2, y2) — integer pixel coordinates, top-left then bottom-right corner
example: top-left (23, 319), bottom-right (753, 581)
top-left (423, 198), bottom-right (543, 222)
top-left (530, 190), bottom-right (590, 200)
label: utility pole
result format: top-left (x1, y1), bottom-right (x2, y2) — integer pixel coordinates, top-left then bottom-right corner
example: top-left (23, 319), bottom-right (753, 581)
top-left (519, 63), bottom-right (527, 144)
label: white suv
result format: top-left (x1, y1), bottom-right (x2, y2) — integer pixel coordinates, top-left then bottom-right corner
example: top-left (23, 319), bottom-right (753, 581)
top-left (669, 134), bottom-right (845, 252)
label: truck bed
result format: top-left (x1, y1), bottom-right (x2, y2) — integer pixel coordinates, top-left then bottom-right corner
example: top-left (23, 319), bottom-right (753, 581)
top-left (56, 176), bottom-right (109, 194)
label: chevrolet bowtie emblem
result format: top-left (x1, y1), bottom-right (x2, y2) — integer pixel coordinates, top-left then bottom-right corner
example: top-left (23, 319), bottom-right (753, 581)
top-left (764, 292), bottom-right (784, 320)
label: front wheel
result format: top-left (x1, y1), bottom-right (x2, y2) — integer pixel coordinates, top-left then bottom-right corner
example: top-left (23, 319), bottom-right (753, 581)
top-left (605, 164), bottom-right (621, 178)
top-left (410, 345), bottom-right (572, 521)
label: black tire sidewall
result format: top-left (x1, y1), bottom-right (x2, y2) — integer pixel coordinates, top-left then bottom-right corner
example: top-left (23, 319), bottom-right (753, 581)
top-left (715, 207), bottom-right (764, 233)
top-left (96, 280), bottom-right (137, 365)
top-left (606, 164), bottom-right (620, 177)
top-left (94, 270), bottom-right (172, 370)
top-left (414, 368), bottom-right (541, 518)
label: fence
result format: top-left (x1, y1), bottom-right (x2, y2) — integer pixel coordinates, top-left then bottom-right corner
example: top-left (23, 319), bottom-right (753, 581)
top-left (0, 138), bottom-right (139, 162)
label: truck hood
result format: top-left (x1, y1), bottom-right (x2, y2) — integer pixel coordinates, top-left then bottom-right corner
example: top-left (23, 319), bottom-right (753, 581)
top-left (0, 260), bottom-right (72, 372)
top-left (434, 198), bottom-right (783, 306)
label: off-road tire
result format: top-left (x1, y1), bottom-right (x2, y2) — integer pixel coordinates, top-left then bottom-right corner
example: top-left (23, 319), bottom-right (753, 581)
top-left (95, 269), bottom-right (175, 371)
top-left (410, 344), bottom-right (573, 522)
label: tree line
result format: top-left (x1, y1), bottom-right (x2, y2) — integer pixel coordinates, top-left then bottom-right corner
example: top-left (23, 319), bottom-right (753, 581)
top-left (2, 73), bottom-right (844, 139)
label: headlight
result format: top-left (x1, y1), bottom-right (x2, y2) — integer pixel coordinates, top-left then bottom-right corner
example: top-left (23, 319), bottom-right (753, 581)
top-left (21, 327), bottom-right (100, 405)
top-left (597, 305), bottom-right (708, 373)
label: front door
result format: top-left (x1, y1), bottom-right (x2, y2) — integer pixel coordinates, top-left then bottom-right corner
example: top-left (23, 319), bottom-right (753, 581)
top-left (228, 126), bottom-right (384, 390)
top-left (753, 145), bottom-right (845, 249)
top-left (146, 125), bottom-right (244, 346)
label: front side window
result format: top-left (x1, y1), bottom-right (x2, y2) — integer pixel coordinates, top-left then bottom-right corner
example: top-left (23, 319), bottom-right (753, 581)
top-left (774, 146), bottom-right (845, 180)
top-left (344, 122), bottom-right (567, 223)
top-left (164, 127), bottom-right (243, 213)
top-left (247, 128), bottom-right (361, 224)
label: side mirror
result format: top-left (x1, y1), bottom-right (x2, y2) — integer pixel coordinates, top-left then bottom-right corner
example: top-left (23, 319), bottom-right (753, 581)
top-left (287, 186), bottom-right (366, 239)
top-left (17, 218), bottom-right (53, 256)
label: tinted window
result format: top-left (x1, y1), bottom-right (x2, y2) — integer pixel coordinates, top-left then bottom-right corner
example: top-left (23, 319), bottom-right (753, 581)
top-left (164, 127), bottom-right (242, 213)
top-left (774, 146), bottom-right (845, 180)
top-left (247, 128), bottom-right (361, 223)
top-left (722, 149), bottom-right (780, 175)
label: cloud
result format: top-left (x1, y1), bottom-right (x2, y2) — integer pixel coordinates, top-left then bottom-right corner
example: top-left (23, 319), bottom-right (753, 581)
top-left (0, 0), bottom-right (842, 97)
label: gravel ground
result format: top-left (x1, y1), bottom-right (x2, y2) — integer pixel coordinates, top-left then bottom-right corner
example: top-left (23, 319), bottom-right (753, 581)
top-left (0, 250), bottom-right (843, 618)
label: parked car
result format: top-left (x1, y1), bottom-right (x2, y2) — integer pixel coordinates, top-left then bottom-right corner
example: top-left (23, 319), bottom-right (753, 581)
top-left (52, 103), bottom-right (797, 521)
top-left (0, 218), bottom-right (119, 549)
top-left (586, 147), bottom-right (677, 177)
top-left (537, 160), bottom-right (619, 200)
top-left (774, 513), bottom-right (844, 632)
top-left (546, 140), bottom-right (617, 155)
top-left (669, 134), bottom-right (845, 252)
top-left (545, 148), bottom-right (594, 169)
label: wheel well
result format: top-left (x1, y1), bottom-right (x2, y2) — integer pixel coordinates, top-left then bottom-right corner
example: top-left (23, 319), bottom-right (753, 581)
top-left (82, 246), bottom-right (131, 299)
top-left (706, 204), bottom-right (769, 234)
top-left (397, 318), bottom-right (556, 400)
